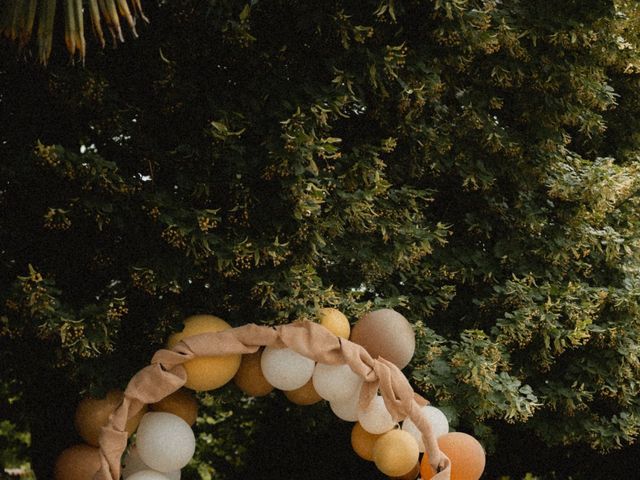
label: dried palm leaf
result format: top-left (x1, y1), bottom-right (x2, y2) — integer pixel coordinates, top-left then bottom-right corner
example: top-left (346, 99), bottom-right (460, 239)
top-left (1, 0), bottom-right (147, 64)
top-left (36, 0), bottom-right (56, 64)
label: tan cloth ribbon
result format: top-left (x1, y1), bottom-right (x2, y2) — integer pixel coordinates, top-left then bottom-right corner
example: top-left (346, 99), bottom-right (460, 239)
top-left (94, 320), bottom-right (450, 480)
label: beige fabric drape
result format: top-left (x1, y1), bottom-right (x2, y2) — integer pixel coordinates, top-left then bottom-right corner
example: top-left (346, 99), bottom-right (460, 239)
top-left (94, 321), bottom-right (451, 480)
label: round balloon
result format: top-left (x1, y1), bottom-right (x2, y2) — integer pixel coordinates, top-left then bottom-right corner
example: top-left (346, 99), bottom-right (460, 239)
top-left (122, 446), bottom-right (181, 480)
top-left (351, 422), bottom-right (382, 461)
top-left (284, 379), bottom-right (322, 405)
top-left (54, 444), bottom-right (102, 480)
top-left (358, 395), bottom-right (395, 434)
top-left (260, 347), bottom-right (315, 391)
top-left (420, 432), bottom-right (485, 480)
top-left (330, 392), bottom-right (361, 422)
top-left (312, 363), bottom-right (362, 402)
top-left (136, 412), bottom-right (195, 473)
top-left (317, 307), bottom-right (351, 339)
top-left (372, 429), bottom-right (420, 477)
top-left (350, 309), bottom-right (415, 368)
top-left (74, 389), bottom-right (146, 446)
top-left (389, 462), bottom-right (420, 480)
top-left (127, 471), bottom-right (172, 480)
top-left (233, 349), bottom-right (274, 397)
top-left (151, 389), bottom-right (198, 426)
top-left (402, 405), bottom-right (449, 451)
top-left (167, 315), bottom-right (241, 391)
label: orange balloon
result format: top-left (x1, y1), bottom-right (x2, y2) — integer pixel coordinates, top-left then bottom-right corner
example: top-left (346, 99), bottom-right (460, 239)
top-left (318, 308), bottom-right (351, 339)
top-left (372, 429), bottom-right (420, 477)
top-left (389, 462), bottom-right (420, 480)
top-left (54, 444), bottom-right (101, 480)
top-left (234, 350), bottom-right (274, 397)
top-left (167, 315), bottom-right (242, 391)
top-left (351, 422), bottom-right (382, 461)
top-left (350, 309), bottom-right (415, 369)
top-left (284, 379), bottom-right (322, 405)
top-left (74, 389), bottom-right (147, 446)
top-left (151, 388), bottom-right (198, 426)
top-left (420, 432), bottom-right (486, 480)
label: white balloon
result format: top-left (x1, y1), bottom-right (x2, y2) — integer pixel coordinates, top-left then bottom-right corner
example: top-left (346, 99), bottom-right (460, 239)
top-left (402, 405), bottom-right (449, 452)
top-left (123, 446), bottom-right (180, 480)
top-left (136, 412), bottom-right (195, 473)
top-left (127, 471), bottom-right (172, 480)
top-left (260, 347), bottom-right (315, 391)
top-left (357, 395), bottom-right (395, 434)
top-left (312, 363), bottom-right (362, 402)
top-left (329, 390), bottom-right (361, 421)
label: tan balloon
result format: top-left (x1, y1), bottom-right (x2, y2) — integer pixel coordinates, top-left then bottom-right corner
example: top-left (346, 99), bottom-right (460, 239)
top-left (284, 379), bottom-right (322, 405)
top-left (350, 309), bottom-right (415, 368)
top-left (167, 315), bottom-right (241, 391)
top-left (318, 308), bottom-right (351, 339)
top-left (74, 389), bottom-right (147, 446)
top-left (233, 350), bottom-right (274, 397)
top-left (351, 422), bottom-right (382, 461)
top-left (151, 388), bottom-right (198, 426)
top-left (372, 429), bottom-right (420, 477)
top-left (54, 444), bottom-right (102, 480)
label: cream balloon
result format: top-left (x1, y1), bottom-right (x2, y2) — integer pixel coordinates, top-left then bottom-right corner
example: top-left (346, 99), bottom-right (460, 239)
top-left (136, 413), bottom-right (195, 473)
top-left (260, 347), bottom-right (315, 391)
top-left (312, 363), bottom-right (362, 402)
top-left (357, 395), bottom-right (395, 434)
top-left (329, 390), bottom-right (361, 421)
top-left (402, 405), bottom-right (449, 452)
top-left (127, 471), bottom-right (172, 480)
top-left (123, 446), bottom-right (181, 480)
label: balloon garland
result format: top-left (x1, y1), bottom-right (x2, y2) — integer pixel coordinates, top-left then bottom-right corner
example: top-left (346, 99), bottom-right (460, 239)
top-left (53, 309), bottom-right (487, 480)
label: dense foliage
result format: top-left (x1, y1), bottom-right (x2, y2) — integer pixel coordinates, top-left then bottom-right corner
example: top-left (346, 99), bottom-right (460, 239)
top-left (2, 1), bottom-right (640, 478)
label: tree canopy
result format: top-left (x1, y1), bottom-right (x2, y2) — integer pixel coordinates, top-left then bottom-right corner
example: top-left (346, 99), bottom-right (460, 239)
top-left (2, 1), bottom-right (640, 478)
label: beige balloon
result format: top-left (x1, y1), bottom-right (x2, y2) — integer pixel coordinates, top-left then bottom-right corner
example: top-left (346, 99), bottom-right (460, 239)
top-left (350, 309), bottom-right (415, 368)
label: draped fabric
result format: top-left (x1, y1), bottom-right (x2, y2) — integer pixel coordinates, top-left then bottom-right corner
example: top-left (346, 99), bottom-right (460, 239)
top-left (94, 321), bottom-right (451, 480)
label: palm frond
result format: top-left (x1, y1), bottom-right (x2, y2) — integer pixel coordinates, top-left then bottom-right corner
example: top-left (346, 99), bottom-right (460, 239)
top-left (1, 0), bottom-right (147, 64)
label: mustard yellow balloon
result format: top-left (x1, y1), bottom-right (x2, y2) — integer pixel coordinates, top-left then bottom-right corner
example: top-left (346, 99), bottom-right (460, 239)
top-left (372, 429), bottom-right (420, 477)
top-left (284, 379), bottom-right (322, 405)
top-left (351, 422), bottom-right (382, 461)
top-left (151, 388), bottom-right (199, 426)
top-left (167, 315), bottom-right (241, 391)
top-left (389, 462), bottom-right (420, 480)
top-left (74, 390), bottom-right (146, 446)
top-left (318, 308), bottom-right (351, 339)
